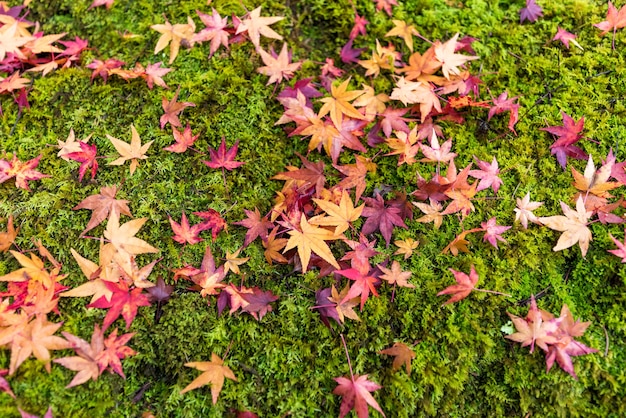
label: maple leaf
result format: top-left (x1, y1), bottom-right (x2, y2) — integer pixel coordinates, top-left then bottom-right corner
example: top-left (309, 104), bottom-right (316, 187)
top-left (0, 250), bottom-right (57, 288)
top-left (539, 196), bottom-right (592, 257)
top-left (0, 369), bottom-right (15, 398)
top-left (57, 129), bottom-right (92, 161)
top-left (103, 211), bottom-right (159, 258)
top-left (310, 190), bottom-right (364, 235)
top-left (325, 285), bottom-right (360, 324)
top-left (73, 185), bottom-right (132, 235)
top-left (193, 9), bottom-right (229, 57)
top-left (283, 216), bottom-right (342, 272)
top-left (107, 125), bottom-right (153, 175)
top-left (257, 43), bottom-right (301, 85)
top-left (65, 141), bottom-right (98, 182)
top-left (353, 85), bottom-right (388, 120)
top-left (143, 62), bottom-right (171, 90)
top-left (506, 295), bottom-right (558, 354)
top-left (349, 14), bottom-right (368, 40)
top-left (393, 238), bottom-right (419, 259)
top-left (514, 192), bottom-right (543, 229)
top-left (420, 132), bottom-right (456, 164)
top-left (54, 325), bottom-right (103, 388)
top-left (0, 215), bottom-right (18, 252)
top-left (318, 78), bottom-right (366, 129)
top-left (540, 111), bottom-right (587, 169)
top-left (118, 256), bottom-right (158, 289)
top-left (374, 0), bottom-right (398, 16)
top-left (434, 33), bottom-right (479, 79)
top-left (7, 316), bottom-right (70, 374)
top-left (594, 1), bottom-right (626, 49)
top-left (437, 265), bottom-right (479, 305)
top-left (223, 248), bottom-right (249, 275)
top-left (361, 193), bottom-right (408, 246)
top-left (385, 20), bottom-right (420, 52)
top-left (608, 231), bottom-right (626, 262)
top-left (441, 183), bottom-right (477, 218)
top-left (390, 77), bottom-right (440, 122)
top-left (88, 280), bottom-right (151, 330)
top-left (88, 0), bottom-right (114, 9)
top-left (60, 248), bottom-right (116, 303)
top-left (190, 246), bottom-right (227, 298)
top-left (262, 226), bottom-right (288, 264)
top-left (571, 154), bottom-right (620, 198)
top-left (164, 124), bottom-right (199, 153)
top-left (333, 374), bottom-right (385, 418)
top-left (180, 353), bottom-right (237, 403)
top-left (146, 276), bottom-right (174, 323)
top-left (235, 207), bottom-right (273, 247)
top-left (169, 211), bottom-right (203, 245)
top-left (235, 6), bottom-right (283, 50)
top-left (86, 58), bottom-right (124, 83)
top-left (487, 91), bottom-right (520, 133)
top-left (413, 200), bottom-right (444, 229)
top-left (545, 305), bottom-right (598, 379)
top-left (96, 327), bottom-right (136, 378)
top-left (241, 287), bottom-right (278, 320)
top-left (18, 407), bottom-right (54, 418)
top-left (385, 127), bottom-right (421, 166)
top-left (379, 342), bottom-right (416, 375)
top-left (480, 217), bottom-right (511, 249)
top-left (272, 154), bottom-right (326, 196)
top-left (340, 39), bottom-right (366, 64)
top-left (553, 27), bottom-right (582, 50)
top-left (337, 267), bottom-right (380, 311)
top-left (202, 137), bottom-right (245, 170)
top-left (520, 0), bottom-right (543, 23)
top-left (468, 156), bottom-right (503, 194)
top-left (378, 261), bottom-right (414, 289)
top-left (441, 229), bottom-right (480, 256)
top-left (160, 86), bottom-right (196, 129)
top-left (0, 23), bottom-right (33, 62)
top-left (0, 154), bottom-right (49, 191)
top-left (151, 16), bottom-right (195, 64)
top-left (194, 209), bottom-right (227, 241)
top-left (333, 157), bottom-right (373, 203)
top-left (358, 39), bottom-right (397, 78)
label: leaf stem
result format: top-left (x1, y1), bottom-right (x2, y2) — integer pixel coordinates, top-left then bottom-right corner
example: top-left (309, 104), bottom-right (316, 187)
top-left (473, 288), bottom-right (512, 297)
top-left (340, 333), bottom-right (354, 380)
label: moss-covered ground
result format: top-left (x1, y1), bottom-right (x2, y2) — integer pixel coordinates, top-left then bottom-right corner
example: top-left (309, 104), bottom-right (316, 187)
top-left (1, 0), bottom-right (625, 416)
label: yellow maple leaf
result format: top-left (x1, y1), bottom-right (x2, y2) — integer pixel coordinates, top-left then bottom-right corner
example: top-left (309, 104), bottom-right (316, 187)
top-left (283, 216), bottom-right (343, 272)
top-left (107, 125), bottom-right (154, 175)
top-left (318, 78), bottom-right (366, 129)
top-left (180, 353), bottom-right (237, 404)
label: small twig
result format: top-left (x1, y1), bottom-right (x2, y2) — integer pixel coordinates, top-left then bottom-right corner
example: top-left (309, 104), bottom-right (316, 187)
top-left (602, 324), bottom-right (609, 357)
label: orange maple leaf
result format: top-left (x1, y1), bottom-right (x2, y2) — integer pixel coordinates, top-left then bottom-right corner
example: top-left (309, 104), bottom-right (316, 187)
top-left (180, 353), bottom-right (237, 404)
top-left (318, 78), bottom-right (366, 129)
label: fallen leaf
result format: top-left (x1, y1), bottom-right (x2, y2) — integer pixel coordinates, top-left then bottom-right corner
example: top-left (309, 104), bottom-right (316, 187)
top-left (107, 125), bottom-right (153, 175)
top-left (379, 342), bottom-right (415, 375)
top-left (181, 353), bottom-right (237, 404)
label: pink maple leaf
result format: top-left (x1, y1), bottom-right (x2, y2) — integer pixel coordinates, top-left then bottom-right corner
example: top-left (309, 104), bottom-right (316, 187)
top-left (488, 91), bottom-right (520, 133)
top-left (65, 141), bottom-right (99, 181)
top-left (333, 374), bottom-right (385, 418)
top-left (349, 14), bottom-right (368, 40)
top-left (373, 0), bottom-right (398, 16)
top-left (469, 156), bottom-right (503, 193)
top-left (552, 27), bottom-right (579, 49)
top-left (480, 217), bottom-right (511, 249)
top-left (164, 124), bottom-right (200, 153)
top-left (608, 231), bottom-right (626, 262)
top-left (169, 211), bottom-right (204, 245)
top-left (143, 62), bottom-right (171, 90)
top-left (193, 8), bottom-right (230, 58)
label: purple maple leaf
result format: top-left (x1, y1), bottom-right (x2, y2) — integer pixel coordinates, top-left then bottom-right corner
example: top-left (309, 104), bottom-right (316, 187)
top-left (520, 0), bottom-right (543, 23)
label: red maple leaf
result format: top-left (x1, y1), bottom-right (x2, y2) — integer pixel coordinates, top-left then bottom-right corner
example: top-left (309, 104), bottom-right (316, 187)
top-left (361, 193), bottom-right (408, 246)
top-left (540, 111), bottom-right (587, 169)
top-left (337, 268), bottom-right (380, 311)
top-left (202, 137), bottom-right (245, 170)
top-left (65, 141), bottom-right (98, 181)
top-left (194, 209), bottom-right (227, 241)
top-left (88, 280), bottom-right (151, 330)
top-left (169, 211), bottom-right (204, 245)
top-left (96, 327), bottom-right (136, 378)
